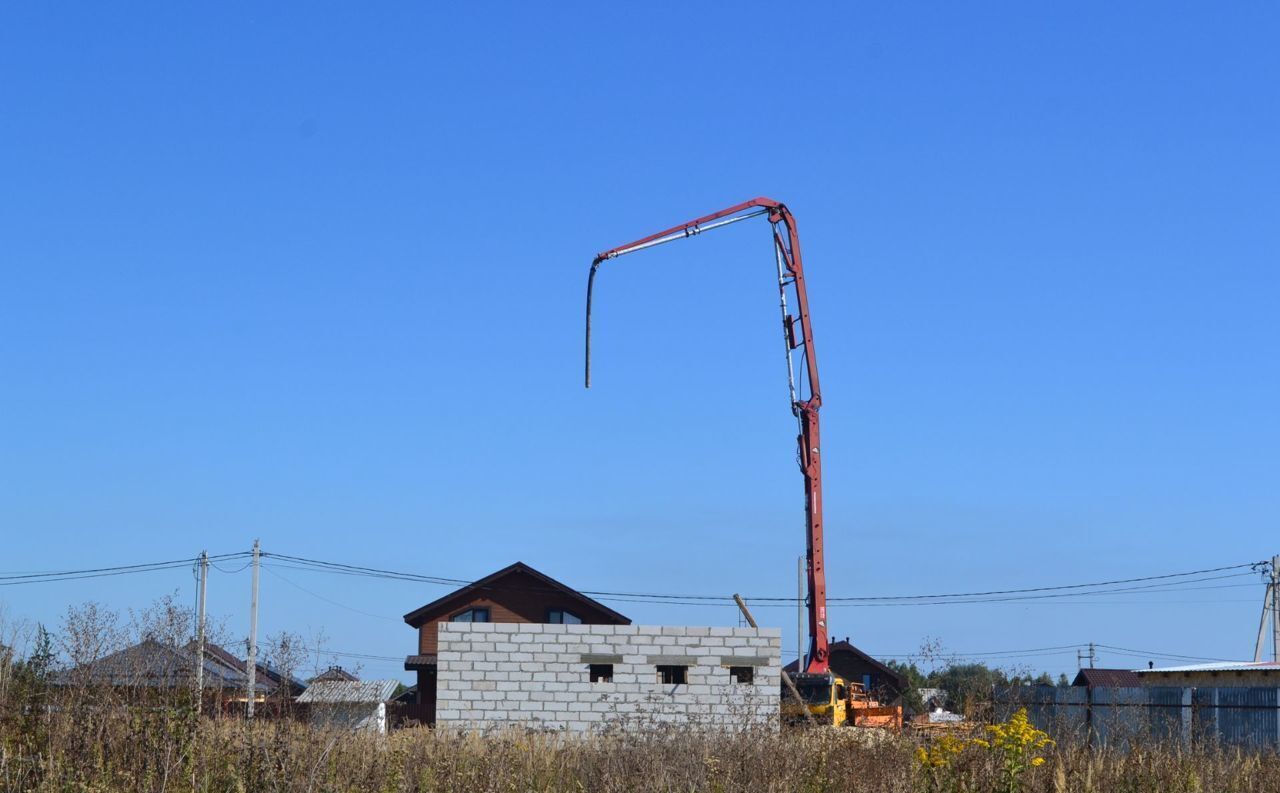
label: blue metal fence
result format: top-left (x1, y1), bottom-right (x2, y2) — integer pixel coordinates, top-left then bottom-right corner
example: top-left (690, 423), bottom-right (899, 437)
top-left (994, 685), bottom-right (1280, 749)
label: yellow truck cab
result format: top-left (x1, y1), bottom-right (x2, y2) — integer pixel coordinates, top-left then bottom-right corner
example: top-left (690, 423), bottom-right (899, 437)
top-left (782, 671), bottom-right (904, 729)
top-left (783, 672), bottom-right (850, 726)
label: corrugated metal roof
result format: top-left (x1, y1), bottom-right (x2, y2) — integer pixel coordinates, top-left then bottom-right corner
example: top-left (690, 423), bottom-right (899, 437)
top-left (297, 679), bottom-right (399, 704)
top-left (1138, 661), bottom-right (1280, 674)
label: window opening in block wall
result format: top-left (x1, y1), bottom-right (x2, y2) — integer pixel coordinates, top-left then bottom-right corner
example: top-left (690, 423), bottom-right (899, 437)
top-left (729, 666), bottom-right (754, 684)
top-left (548, 609), bottom-right (582, 624)
top-left (657, 665), bottom-right (688, 685)
top-left (589, 664), bottom-right (613, 683)
top-left (450, 607), bottom-right (489, 622)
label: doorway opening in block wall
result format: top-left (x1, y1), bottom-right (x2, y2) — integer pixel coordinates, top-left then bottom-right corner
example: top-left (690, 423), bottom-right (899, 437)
top-left (589, 664), bottom-right (613, 683)
top-left (729, 666), bottom-right (754, 684)
top-left (656, 665), bottom-right (688, 685)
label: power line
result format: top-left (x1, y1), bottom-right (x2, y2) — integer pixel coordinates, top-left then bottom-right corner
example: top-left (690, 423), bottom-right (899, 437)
top-left (1093, 644), bottom-right (1235, 663)
top-left (210, 559), bottom-right (253, 574)
top-left (0, 549), bottom-right (1265, 614)
top-left (824, 565), bottom-right (1262, 603)
top-left (262, 565), bottom-right (402, 622)
top-left (262, 552), bottom-right (1264, 607)
top-left (0, 553), bottom-right (251, 586)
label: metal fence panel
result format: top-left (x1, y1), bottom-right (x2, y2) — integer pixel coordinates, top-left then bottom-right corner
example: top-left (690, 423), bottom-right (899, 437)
top-left (1146, 686), bottom-right (1191, 744)
top-left (1091, 686), bottom-right (1146, 748)
top-left (1205, 687), bottom-right (1278, 748)
top-left (992, 686), bottom-right (1086, 742)
top-left (992, 686), bottom-right (1280, 749)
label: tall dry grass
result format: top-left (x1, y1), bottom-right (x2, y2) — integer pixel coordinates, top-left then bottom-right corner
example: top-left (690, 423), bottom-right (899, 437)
top-left (5, 709), bottom-right (1280, 792)
top-left (3, 601), bottom-right (1280, 792)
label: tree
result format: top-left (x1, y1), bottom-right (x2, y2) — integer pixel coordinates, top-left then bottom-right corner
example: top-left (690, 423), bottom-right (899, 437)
top-left (885, 659), bottom-right (928, 713)
top-left (933, 662), bottom-right (1010, 717)
top-left (25, 624), bottom-right (54, 682)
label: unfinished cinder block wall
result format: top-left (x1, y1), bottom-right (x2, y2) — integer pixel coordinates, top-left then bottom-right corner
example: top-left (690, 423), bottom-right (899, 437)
top-left (435, 623), bottom-right (781, 732)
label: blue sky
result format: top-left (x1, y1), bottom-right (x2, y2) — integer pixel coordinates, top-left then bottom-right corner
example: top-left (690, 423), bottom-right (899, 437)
top-left (1, 3), bottom-right (1277, 681)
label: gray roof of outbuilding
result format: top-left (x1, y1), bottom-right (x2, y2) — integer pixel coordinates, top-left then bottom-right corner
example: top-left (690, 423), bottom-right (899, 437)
top-left (297, 679), bottom-right (399, 704)
top-left (1137, 661), bottom-right (1280, 674)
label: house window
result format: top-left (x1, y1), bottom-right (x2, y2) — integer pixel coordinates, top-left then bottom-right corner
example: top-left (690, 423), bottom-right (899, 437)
top-left (657, 665), bottom-right (687, 685)
top-left (451, 607), bottom-right (490, 623)
top-left (729, 666), bottom-right (754, 684)
top-left (589, 664), bottom-right (613, 683)
top-left (548, 609), bottom-right (582, 624)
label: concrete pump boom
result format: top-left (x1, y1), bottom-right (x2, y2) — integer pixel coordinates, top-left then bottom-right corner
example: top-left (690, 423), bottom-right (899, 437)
top-left (584, 197), bottom-right (831, 674)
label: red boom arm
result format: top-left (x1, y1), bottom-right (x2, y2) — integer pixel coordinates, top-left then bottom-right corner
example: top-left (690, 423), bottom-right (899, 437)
top-left (585, 197), bottom-right (831, 674)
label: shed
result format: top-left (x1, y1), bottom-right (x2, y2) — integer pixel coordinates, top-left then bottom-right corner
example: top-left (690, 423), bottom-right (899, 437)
top-left (297, 679), bottom-right (399, 733)
top-left (1135, 660), bottom-right (1280, 688)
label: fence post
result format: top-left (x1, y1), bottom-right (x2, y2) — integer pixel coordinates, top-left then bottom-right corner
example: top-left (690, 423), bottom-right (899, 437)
top-left (1086, 684), bottom-right (1095, 749)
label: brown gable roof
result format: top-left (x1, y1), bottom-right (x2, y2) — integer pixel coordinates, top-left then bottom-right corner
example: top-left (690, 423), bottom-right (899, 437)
top-left (1072, 668), bottom-right (1141, 688)
top-left (402, 561), bottom-right (630, 627)
top-left (783, 640), bottom-right (908, 690)
top-left (311, 665), bottom-right (359, 683)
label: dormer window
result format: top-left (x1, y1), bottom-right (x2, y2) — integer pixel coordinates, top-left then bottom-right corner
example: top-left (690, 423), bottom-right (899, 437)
top-left (548, 609), bottom-right (582, 624)
top-left (451, 607), bottom-right (490, 623)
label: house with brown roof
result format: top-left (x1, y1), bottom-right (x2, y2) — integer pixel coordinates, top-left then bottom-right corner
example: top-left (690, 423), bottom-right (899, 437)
top-left (311, 665), bottom-right (359, 684)
top-left (402, 561), bottom-right (630, 724)
top-left (782, 640), bottom-right (908, 706)
top-left (56, 639), bottom-right (273, 711)
top-left (196, 641), bottom-right (306, 700)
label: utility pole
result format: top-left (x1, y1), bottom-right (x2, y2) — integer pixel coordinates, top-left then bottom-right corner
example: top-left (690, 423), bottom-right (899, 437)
top-left (1253, 560), bottom-right (1275, 663)
top-left (246, 539), bottom-right (260, 718)
top-left (797, 555), bottom-right (805, 668)
top-left (734, 593), bottom-right (815, 726)
top-left (195, 551), bottom-right (208, 713)
top-left (1271, 555), bottom-right (1279, 663)
top-left (1077, 642), bottom-right (1096, 669)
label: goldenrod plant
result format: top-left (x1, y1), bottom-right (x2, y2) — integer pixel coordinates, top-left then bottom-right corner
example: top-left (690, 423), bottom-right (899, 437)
top-left (974, 709), bottom-right (1054, 793)
top-left (916, 708), bottom-right (1052, 793)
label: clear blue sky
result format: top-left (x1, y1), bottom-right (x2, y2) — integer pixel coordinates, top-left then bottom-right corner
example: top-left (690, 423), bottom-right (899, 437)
top-left (2, 3), bottom-right (1277, 681)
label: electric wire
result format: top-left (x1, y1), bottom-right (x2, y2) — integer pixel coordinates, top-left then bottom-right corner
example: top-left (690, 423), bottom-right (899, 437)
top-left (267, 559), bottom-right (1259, 608)
top-left (210, 559), bottom-right (253, 574)
top-left (0, 549), bottom-right (1264, 620)
top-left (1093, 644), bottom-right (1237, 663)
top-left (262, 565), bottom-right (402, 622)
top-left (260, 552), bottom-right (1264, 607)
top-left (0, 553), bottom-right (251, 586)
top-left (1, 547), bottom-right (1260, 672)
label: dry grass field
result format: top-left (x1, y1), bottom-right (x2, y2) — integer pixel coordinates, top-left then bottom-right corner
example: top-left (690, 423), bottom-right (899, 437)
top-left (3, 607), bottom-right (1279, 792)
top-left (4, 709), bottom-right (1280, 793)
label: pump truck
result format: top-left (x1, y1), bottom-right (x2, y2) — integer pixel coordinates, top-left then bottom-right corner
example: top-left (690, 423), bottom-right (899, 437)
top-left (586, 198), bottom-right (896, 728)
